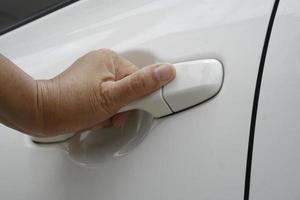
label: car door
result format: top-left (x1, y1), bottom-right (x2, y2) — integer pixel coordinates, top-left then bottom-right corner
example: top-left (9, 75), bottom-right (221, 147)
top-left (249, 0), bottom-right (300, 199)
top-left (0, 0), bottom-right (275, 199)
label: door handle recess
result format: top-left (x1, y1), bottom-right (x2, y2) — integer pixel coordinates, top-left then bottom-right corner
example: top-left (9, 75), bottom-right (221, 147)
top-left (32, 59), bottom-right (223, 143)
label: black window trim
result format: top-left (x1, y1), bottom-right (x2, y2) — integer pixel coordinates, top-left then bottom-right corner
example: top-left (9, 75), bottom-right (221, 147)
top-left (0, 0), bottom-right (79, 36)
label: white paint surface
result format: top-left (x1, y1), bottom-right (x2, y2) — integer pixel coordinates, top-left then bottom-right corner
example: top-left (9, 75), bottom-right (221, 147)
top-left (250, 0), bottom-right (300, 199)
top-left (0, 0), bottom-right (274, 199)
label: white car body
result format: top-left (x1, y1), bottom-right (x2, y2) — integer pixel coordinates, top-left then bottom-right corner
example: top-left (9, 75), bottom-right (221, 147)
top-left (0, 0), bottom-right (299, 199)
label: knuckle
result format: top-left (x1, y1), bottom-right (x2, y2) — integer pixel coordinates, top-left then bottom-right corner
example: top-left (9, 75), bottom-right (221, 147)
top-left (85, 49), bottom-right (115, 59)
top-left (85, 50), bottom-right (100, 58)
top-left (129, 73), bottom-right (148, 94)
top-left (96, 49), bottom-right (117, 58)
top-left (88, 49), bottom-right (119, 68)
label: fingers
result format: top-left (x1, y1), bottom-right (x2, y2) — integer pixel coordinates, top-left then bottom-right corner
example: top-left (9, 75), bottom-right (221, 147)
top-left (101, 63), bottom-right (175, 109)
top-left (90, 49), bottom-right (139, 80)
top-left (113, 55), bottom-right (139, 80)
top-left (111, 111), bottom-right (130, 127)
top-left (90, 111), bottom-right (130, 131)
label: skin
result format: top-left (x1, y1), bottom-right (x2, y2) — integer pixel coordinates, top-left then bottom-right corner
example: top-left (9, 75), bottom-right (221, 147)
top-left (0, 49), bottom-right (175, 137)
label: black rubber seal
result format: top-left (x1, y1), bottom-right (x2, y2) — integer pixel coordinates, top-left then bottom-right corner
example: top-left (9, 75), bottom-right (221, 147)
top-left (244, 0), bottom-right (280, 199)
top-left (0, 0), bottom-right (79, 36)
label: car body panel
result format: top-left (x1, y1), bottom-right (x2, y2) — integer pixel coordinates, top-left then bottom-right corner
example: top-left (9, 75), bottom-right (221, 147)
top-left (250, 0), bottom-right (300, 199)
top-left (0, 0), bottom-right (274, 199)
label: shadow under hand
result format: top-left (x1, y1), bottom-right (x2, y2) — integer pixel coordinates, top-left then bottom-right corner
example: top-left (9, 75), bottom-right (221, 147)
top-left (62, 110), bottom-right (154, 166)
top-left (62, 49), bottom-right (162, 166)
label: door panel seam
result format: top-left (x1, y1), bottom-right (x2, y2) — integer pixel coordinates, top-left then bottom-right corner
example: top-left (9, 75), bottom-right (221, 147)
top-left (244, 0), bottom-right (280, 199)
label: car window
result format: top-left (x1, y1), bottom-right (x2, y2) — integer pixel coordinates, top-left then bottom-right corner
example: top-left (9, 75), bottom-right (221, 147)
top-left (0, 0), bottom-right (78, 35)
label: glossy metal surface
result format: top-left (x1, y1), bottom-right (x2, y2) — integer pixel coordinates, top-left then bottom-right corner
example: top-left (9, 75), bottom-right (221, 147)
top-left (0, 0), bottom-right (274, 199)
top-left (122, 59), bottom-right (223, 116)
top-left (63, 110), bottom-right (154, 164)
top-left (250, 0), bottom-right (300, 199)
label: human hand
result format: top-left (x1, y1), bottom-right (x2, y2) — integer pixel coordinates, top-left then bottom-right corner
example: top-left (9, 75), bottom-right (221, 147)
top-left (33, 49), bottom-right (175, 137)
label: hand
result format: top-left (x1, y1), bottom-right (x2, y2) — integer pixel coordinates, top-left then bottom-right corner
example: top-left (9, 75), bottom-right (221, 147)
top-left (33, 49), bottom-right (175, 137)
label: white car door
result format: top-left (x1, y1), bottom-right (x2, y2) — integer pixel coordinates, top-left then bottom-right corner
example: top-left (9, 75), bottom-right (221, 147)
top-left (0, 0), bottom-right (275, 199)
top-left (250, 0), bottom-right (300, 199)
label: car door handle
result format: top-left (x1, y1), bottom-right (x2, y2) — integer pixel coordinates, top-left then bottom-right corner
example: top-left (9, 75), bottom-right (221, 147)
top-left (119, 59), bottom-right (223, 117)
top-left (32, 59), bottom-right (223, 143)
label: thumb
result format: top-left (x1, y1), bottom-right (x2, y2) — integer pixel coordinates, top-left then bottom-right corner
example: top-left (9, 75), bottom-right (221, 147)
top-left (103, 63), bottom-right (175, 109)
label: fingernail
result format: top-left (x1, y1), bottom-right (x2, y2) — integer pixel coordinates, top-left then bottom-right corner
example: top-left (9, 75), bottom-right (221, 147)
top-left (154, 64), bottom-right (174, 81)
